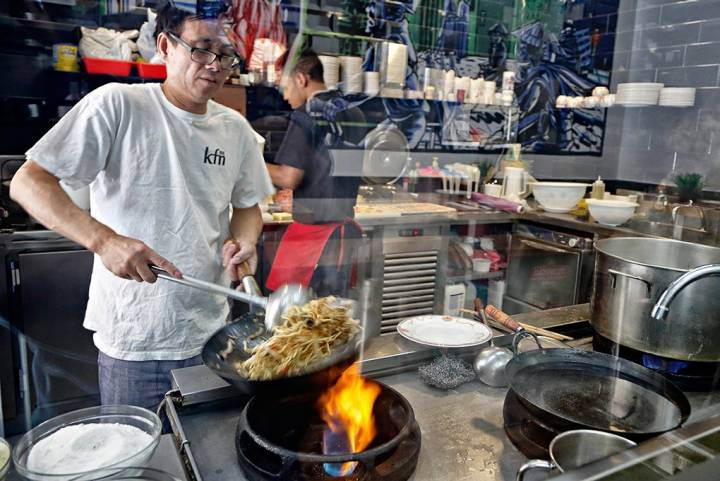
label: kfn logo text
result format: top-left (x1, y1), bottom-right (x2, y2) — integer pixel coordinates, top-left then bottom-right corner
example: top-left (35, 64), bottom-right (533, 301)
top-left (203, 147), bottom-right (226, 166)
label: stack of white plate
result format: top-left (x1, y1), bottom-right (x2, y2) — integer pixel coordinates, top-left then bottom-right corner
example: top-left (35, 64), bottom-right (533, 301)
top-left (659, 87), bottom-right (696, 107)
top-left (615, 82), bottom-right (664, 106)
top-left (318, 55), bottom-right (339, 89)
top-left (340, 56), bottom-right (363, 94)
top-left (364, 71), bottom-right (380, 96)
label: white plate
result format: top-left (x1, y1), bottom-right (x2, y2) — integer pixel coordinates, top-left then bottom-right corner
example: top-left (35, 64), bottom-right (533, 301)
top-left (396, 315), bottom-right (493, 348)
top-left (617, 93), bottom-right (659, 99)
top-left (617, 82), bottom-right (664, 89)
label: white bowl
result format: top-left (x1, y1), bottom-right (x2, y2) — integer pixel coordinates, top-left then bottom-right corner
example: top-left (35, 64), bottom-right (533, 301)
top-left (13, 405), bottom-right (162, 481)
top-left (529, 182), bottom-right (590, 213)
top-left (586, 199), bottom-right (638, 226)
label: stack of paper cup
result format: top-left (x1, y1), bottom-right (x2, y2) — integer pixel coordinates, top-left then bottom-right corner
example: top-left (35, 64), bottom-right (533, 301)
top-left (483, 81), bottom-right (496, 105)
top-left (502, 71), bottom-right (516, 91)
top-left (470, 78), bottom-right (485, 103)
top-left (423, 67), bottom-right (432, 92)
top-left (431, 68), bottom-right (445, 98)
top-left (384, 43), bottom-right (407, 85)
top-left (444, 70), bottom-right (456, 98)
top-left (340, 56), bottom-right (363, 94)
top-left (318, 55), bottom-right (339, 89)
top-left (364, 71), bottom-right (380, 96)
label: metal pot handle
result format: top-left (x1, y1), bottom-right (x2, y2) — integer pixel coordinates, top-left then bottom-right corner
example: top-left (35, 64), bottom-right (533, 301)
top-left (608, 268), bottom-right (652, 297)
top-left (516, 459), bottom-right (555, 481)
top-left (512, 330), bottom-right (542, 354)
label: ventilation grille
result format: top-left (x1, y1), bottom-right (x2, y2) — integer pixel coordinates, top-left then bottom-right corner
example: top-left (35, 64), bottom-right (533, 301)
top-left (380, 250), bottom-right (438, 335)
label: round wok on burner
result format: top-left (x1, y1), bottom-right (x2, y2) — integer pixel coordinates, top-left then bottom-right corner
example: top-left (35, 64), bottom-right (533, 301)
top-left (505, 349), bottom-right (691, 438)
top-left (202, 312), bottom-right (359, 396)
top-left (234, 383), bottom-right (421, 481)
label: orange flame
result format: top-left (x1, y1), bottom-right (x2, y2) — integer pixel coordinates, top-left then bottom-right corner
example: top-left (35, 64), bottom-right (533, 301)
top-left (319, 364), bottom-right (381, 475)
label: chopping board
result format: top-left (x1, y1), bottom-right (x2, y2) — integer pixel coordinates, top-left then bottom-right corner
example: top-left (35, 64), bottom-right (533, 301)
top-left (355, 202), bottom-right (456, 219)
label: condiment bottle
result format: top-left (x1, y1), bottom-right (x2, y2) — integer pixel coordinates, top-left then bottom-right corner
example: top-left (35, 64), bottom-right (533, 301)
top-left (591, 176), bottom-right (605, 199)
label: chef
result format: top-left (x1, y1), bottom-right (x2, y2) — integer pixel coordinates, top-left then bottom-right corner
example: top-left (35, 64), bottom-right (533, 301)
top-left (9, 4), bottom-right (274, 409)
top-left (265, 49), bottom-right (366, 297)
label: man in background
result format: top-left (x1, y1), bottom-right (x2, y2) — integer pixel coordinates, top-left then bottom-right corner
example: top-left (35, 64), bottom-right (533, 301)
top-left (265, 49), bottom-right (366, 297)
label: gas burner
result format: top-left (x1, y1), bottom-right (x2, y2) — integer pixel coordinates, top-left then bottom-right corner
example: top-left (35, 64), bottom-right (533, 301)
top-left (503, 389), bottom-right (560, 459)
top-left (235, 382), bottom-right (421, 481)
top-left (593, 334), bottom-right (720, 392)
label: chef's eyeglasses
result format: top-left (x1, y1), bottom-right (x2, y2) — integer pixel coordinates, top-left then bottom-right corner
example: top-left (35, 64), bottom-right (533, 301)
top-left (167, 33), bottom-right (239, 71)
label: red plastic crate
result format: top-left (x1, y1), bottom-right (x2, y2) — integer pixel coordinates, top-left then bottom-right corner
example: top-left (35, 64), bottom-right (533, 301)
top-left (83, 57), bottom-right (133, 76)
top-left (137, 62), bottom-right (167, 79)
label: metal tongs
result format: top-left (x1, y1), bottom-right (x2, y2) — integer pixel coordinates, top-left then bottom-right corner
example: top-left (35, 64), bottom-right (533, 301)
top-left (150, 266), bottom-right (311, 331)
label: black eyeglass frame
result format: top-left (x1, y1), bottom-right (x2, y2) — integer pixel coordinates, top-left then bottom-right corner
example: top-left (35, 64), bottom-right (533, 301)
top-left (166, 32), bottom-right (240, 71)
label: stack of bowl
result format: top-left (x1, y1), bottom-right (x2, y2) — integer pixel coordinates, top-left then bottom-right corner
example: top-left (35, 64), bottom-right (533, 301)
top-left (318, 55), bottom-right (340, 89)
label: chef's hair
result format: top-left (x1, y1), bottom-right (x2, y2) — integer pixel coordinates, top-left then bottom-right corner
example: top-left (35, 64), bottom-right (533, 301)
top-left (154, 2), bottom-right (201, 39)
top-left (290, 50), bottom-right (324, 84)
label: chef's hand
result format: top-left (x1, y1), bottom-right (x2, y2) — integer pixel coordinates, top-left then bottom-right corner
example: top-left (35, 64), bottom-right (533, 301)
top-left (222, 238), bottom-right (257, 283)
top-left (97, 234), bottom-right (181, 282)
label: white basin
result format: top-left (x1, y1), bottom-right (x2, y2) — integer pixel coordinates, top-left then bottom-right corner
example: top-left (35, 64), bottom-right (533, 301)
top-left (586, 198), bottom-right (639, 226)
top-left (529, 182), bottom-right (590, 213)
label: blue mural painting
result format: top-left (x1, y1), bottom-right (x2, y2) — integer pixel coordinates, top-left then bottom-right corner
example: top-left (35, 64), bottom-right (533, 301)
top-left (418, 0), bottom-right (618, 155)
top-left (281, 0), bottom-right (620, 156)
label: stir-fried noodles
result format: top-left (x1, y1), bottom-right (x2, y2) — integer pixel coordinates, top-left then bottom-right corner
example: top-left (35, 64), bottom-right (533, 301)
top-left (234, 297), bottom-right (359, 380)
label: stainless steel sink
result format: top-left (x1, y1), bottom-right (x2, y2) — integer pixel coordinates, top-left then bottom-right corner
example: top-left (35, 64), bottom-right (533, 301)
top-left (625, 218), bottom-right (713, 245)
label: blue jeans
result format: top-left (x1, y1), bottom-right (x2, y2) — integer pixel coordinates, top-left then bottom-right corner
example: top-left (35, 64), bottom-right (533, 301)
top-left (98, 351), bottom-right (202, 411)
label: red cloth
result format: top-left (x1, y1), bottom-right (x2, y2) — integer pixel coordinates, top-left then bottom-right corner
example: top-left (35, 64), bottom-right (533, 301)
top-left (267, 221), bottom-right (356, 290)
top-left (227, 0), bottom-right (287, 71)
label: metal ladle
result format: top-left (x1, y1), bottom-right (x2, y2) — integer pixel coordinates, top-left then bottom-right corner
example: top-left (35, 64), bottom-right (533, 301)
top-left (150, 267), bottom-right (311, 331)
top-left (472, 300), bottom-right (541, 387)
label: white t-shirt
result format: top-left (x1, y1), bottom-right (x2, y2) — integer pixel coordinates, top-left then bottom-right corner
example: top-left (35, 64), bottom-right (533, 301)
top-left (27, 83), bottom-right (274, 361)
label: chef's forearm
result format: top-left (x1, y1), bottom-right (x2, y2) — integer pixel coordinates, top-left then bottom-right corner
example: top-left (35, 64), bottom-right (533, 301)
top-left (10, 160), bottom-right (115, 253)
top-left (266, 163), bottom-right (303, 190)
top-left (229, 205), bottom-right (263, 245)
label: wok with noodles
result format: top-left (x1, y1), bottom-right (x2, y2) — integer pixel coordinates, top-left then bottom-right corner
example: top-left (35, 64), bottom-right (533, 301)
top-left (201, 297), bottom-right (361, 395)
top-left (234, 297), bottom-right (359, 380)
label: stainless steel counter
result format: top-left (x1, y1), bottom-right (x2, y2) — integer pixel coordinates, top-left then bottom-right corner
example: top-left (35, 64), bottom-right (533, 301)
top-left (359, 304), bottom-right (591, 376)
top-left (520, 210), bottom-right (646, 238)
top-left (263, 203), bottom-right (718, 245)
top-left (166, 369), bottom-right (531, 481)
top-left (263, 210), bottom-right (518, 229)
top-left (158, 306), bottom-right (592, 481)
top-left (159, 303), bottom-right (720, 481)
top-left (262, 207), bottom-right (659, 240)
top-left (370, 370), bottom-right (525, 481)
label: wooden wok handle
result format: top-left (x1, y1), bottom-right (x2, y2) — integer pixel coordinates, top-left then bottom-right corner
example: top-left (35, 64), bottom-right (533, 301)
top-left (485, 305), bottom-right (522, 332)
top-left (239, 260), bottom-right (253, 277)
top-left (474, 297), bottom-right (485, 314)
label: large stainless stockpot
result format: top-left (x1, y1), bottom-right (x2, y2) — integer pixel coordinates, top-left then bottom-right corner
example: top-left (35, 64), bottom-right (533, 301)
top-left (592, 237), bottom-right (720, 361)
